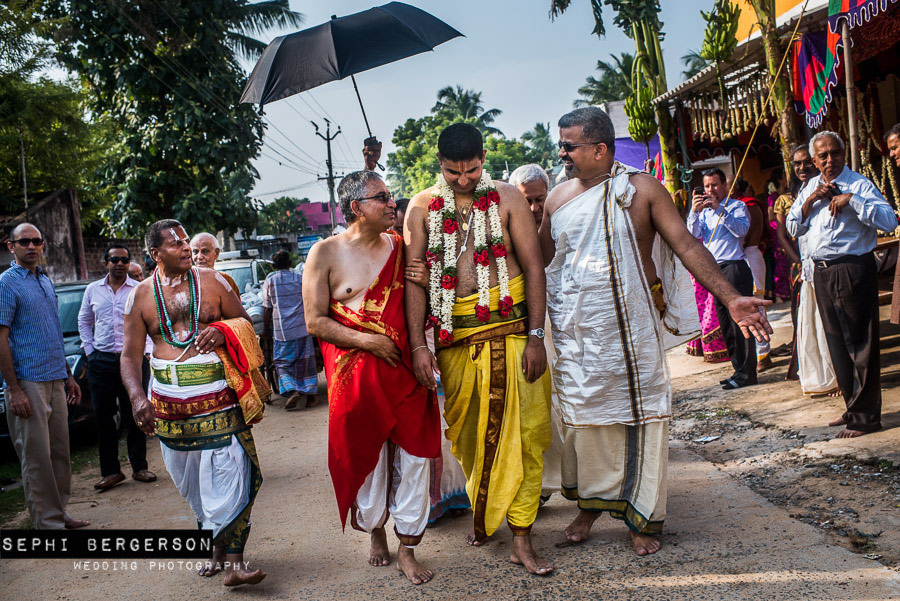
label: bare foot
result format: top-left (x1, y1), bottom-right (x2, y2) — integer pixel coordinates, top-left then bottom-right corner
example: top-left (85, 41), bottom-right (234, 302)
top-left (828, 390), bottom-right (842, 398)
top-left (465, 530), bottom-right (486, 546)
top-left (631, 531), bottom-right (661, 556)
top-left (828, 417), bottom-right (847, 427)
top-left (64, 517), bottom-right (90, 529)
top-left (223, 567), bottom-right (266, 587)
top-left (564, 510), bottom-right (599, 543)
top-left (756, 355), bottom-right (773, 373)
top-left (369, 527), bottom-right (391, 566)
top-left (396, 545), bottom-right (433, 585)
top-left (836, 428), bottom-right (867, 439)
top-left (509, 533), bottom-right (554, 576)
top-left (198, 547), bottom-right (226, 577)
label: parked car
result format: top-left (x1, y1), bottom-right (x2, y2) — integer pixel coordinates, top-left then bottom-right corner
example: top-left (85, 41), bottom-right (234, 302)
top-left (215, 251), bottom-right (275, 337)
top-left (0, 280), bottom-right (94, 440)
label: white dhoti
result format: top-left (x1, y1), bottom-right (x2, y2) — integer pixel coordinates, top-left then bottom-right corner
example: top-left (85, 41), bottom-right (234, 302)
top-left (744, 245), bottom-right (770, 359)
top-left (546, 162), bottom-right (697, 535)
top-left (352, 442), bottom-right (430, 547)
top-left (150, 353), bottom-right (261, 552)
top-left (797, 280), bottom-right (839, 394)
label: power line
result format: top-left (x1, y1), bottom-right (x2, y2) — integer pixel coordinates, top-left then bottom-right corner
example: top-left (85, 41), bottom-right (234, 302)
top-left (254, 179), bottom-right (320, 197)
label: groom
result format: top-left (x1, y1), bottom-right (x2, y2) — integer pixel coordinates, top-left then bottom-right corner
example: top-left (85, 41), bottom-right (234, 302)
top-left (404, 123), bottom-right (554, 575)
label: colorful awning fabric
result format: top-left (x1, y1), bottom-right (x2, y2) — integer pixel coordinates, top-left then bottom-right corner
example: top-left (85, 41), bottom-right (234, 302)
top-left (792, 0), bottom-right (897, 128)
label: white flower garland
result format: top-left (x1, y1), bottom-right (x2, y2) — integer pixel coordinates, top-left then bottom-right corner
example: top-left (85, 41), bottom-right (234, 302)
top-left (425, 171), bottom-right (513, 345)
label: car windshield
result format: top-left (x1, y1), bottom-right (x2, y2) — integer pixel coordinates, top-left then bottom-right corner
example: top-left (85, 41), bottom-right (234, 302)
top-left (57, 288), bottom-right (85, 336)
top-left (218, 266), bottom-right (253, 294)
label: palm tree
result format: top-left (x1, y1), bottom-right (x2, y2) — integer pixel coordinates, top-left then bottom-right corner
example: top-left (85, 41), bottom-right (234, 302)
top-left (432, 85), bottom-right (503, 136)
top-left (680, 49), bottom-right (709, 80)
top-left (548, 0), bottom-right (683, 193)
top-left (521, 122), bottom-right (557, 168)
top-left (574, 52), bottom-right (634, 107)
top-left (222, 0), bottom-right (305, 60)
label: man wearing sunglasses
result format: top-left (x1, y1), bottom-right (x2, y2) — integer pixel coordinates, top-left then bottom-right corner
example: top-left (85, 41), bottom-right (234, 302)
top-left (539, 107), bottom-right (771, 557)
top-left (304, 170), bottom-right (440, 585)
top-left (0, 223), bottom-right (88, 529)
top-left (78, 244), bottom-right (156, 491)
top-left (787, 131), bottom-right (898, 438)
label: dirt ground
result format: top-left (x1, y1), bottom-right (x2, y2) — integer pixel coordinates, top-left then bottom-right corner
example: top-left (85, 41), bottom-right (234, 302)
top-left (2, 302), bottom-right (900, 599)
top-left (668, 301), bottom-right (900, 568)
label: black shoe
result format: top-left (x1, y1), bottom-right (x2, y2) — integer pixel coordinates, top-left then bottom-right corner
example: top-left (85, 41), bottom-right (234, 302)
top-left (722, 378), bottom-right (756, 390)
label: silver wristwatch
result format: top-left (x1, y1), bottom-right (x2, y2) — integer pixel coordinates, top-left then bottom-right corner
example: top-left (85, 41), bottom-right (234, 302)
top-left (528, 328), bottom-right (545, 339)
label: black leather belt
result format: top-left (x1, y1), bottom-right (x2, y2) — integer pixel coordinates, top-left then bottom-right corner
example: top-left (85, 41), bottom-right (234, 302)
top-left (813, 252), bottom-right (873, 270)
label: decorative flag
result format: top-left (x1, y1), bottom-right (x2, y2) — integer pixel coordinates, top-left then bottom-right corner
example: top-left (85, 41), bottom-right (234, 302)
top-left (793, 0), bottom-right (897, 128)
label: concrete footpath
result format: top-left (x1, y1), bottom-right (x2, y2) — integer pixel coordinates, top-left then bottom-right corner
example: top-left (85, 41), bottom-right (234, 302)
top-left (2, 367), bottom-right (899, 599)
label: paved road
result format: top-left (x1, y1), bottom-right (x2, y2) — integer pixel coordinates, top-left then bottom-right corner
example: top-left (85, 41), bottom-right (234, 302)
top-left (3, 371), bottom-right (899, 600)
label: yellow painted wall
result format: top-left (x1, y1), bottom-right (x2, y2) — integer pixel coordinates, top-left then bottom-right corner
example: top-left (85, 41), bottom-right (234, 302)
top-left (732, 0), bottom-right (809, 43)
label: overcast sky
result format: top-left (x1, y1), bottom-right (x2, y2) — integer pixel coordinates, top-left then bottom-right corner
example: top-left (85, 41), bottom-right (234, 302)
top-left (248, 0), bottom-right (714, 202)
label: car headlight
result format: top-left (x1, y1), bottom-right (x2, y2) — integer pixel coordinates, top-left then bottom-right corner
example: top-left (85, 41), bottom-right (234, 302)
top-left (66, 354), bottom-right (84, 379)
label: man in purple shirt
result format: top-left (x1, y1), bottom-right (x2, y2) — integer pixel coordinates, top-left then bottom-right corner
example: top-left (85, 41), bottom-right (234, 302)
top-left (78, 244), bottom-right (156, 490)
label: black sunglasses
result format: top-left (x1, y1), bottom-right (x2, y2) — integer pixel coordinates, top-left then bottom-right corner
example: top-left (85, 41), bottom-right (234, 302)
top-left (107, 256), bottom-right (131, 264)
top-left (557, 140), bottom-right (602, 153)
top-left (12, 238), bottom-right (43, 247)
top-left (355, 192), bottom-right (394, 204)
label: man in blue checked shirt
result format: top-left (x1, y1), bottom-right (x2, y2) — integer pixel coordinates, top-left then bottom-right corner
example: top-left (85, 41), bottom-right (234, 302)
top-left (0, 223), bottom-right (89, 529)
top-left (687, 168), bottom-right (762, 391)
top-left (261, 250), bottom-right (318, 410)
top-left (787, 131), bottom-right (898, 439)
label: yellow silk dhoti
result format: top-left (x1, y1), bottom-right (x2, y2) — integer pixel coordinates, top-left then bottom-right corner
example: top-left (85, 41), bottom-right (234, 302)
top-left (436, 275), bottom-right (551, 541)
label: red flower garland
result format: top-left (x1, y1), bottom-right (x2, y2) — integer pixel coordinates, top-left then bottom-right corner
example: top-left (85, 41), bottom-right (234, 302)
top-left (475, 304), bottom-right (491, 323)
top-left (498, 295), bottom-right (514, 318)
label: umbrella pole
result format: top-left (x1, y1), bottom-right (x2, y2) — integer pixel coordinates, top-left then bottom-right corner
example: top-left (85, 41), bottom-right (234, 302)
top-left (351, 74), bottom-right (373, 138)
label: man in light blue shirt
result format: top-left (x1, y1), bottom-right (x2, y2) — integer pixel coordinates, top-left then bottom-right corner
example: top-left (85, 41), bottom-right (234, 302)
top-left (687, 168), bottom-right (757, 389)
top-left (786, 131), bottom-right (897, 438)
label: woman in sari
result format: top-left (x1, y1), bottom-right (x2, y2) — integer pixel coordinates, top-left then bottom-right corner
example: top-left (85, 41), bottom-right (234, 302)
top-left (686, 275), bottom-right (729, 363)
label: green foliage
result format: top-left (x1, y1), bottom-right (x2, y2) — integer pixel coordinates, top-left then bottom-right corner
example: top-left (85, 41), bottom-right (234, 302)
top-left (624, 87), bottom-right (657, 155)
top-left (0, 76), bottom-right (116, 227)
top-left (521, 123), bottom-right (557, 169)
top-left (575, 52), bottom-right (634, 107)
top-left (42, 0), bottom-right (302, 237)
top-left (387, 89), bottom-right (541, 197)
top-left (432, 86), bottom-right (503, 137)
top-left (257, 195), bottom-right (309, 235)
top-left (681, 49), bottom-right (710, 80)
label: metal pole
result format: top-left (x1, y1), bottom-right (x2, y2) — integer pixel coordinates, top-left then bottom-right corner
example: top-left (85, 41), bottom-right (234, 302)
top-left (841, 19), bottom-right (860, 171)
top-left (350, 75), bottom-right (373, 138)
top-left (314, 119), bottom-right (342, 234)
top-left (17, 127), bottom-right (28, 209)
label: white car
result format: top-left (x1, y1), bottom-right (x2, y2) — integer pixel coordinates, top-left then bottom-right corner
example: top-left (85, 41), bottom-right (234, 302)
top-left (216, 250), bottom-right (275, 336)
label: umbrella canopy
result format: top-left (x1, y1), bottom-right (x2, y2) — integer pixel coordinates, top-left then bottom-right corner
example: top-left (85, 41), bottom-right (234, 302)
top-left (240, 2), bottom-right (463, 107)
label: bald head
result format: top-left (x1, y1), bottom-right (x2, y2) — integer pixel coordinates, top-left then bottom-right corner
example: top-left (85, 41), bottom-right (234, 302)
top-left (190, 232), bottom-right (220, 268)
top-left (7, 222), bottom-right (44, 270)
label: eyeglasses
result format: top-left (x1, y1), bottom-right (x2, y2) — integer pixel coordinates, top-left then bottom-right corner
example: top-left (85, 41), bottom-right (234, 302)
top-left (557, 140), bottom-right (601, 153)
top-left (355, 192), bottom-right (394, 204)
top-left (12, 238), bottom-right (43, 247)
top-left (107, 256), bottom-right (131, 264)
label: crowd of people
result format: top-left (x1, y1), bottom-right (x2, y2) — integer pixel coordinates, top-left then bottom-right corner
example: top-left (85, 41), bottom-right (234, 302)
top-left (0, 110), bottom-right (896, 590)
top-left (686, 125), bottom-right (900, 439)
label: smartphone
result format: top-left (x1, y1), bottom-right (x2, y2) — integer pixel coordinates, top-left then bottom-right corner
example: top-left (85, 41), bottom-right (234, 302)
top-left (693, 186), bottom-right (704, 196)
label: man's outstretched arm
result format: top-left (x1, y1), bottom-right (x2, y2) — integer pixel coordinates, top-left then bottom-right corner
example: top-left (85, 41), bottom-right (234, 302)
top-left (639, 175), bottom-right (773, 342)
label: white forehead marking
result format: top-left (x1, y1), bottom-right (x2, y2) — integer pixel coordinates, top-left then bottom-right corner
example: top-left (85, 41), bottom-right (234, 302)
top-left (168, 228), bottom-right (177, 240)
top-left (124, 288), bottom-right (137, 315)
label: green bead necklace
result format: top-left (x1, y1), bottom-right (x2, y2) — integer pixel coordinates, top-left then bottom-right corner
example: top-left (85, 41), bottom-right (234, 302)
top-left (152, 268), bottom-right (200, 348)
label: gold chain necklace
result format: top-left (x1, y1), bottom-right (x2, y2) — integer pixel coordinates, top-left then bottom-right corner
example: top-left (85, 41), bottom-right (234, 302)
top-left (455, 200), bottom-right (473, 232)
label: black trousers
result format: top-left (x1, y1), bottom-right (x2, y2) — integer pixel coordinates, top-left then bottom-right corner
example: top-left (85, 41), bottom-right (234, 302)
top-left (714, 260), bottom-right (757, 385)
top-left (87, 351), bottom-right (150, 476)
top-left (813, 253), bottom-right (882, 432)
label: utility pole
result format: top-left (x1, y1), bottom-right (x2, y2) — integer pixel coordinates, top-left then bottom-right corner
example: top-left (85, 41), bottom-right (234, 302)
top-left (17, 127), bottom-right (28, 209)
top-left (312, 119), bottom-right (342, 233)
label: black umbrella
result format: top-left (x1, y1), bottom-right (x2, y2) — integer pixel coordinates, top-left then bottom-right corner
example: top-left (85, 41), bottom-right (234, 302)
top-left (240, 2), bottom-right (463, 136)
